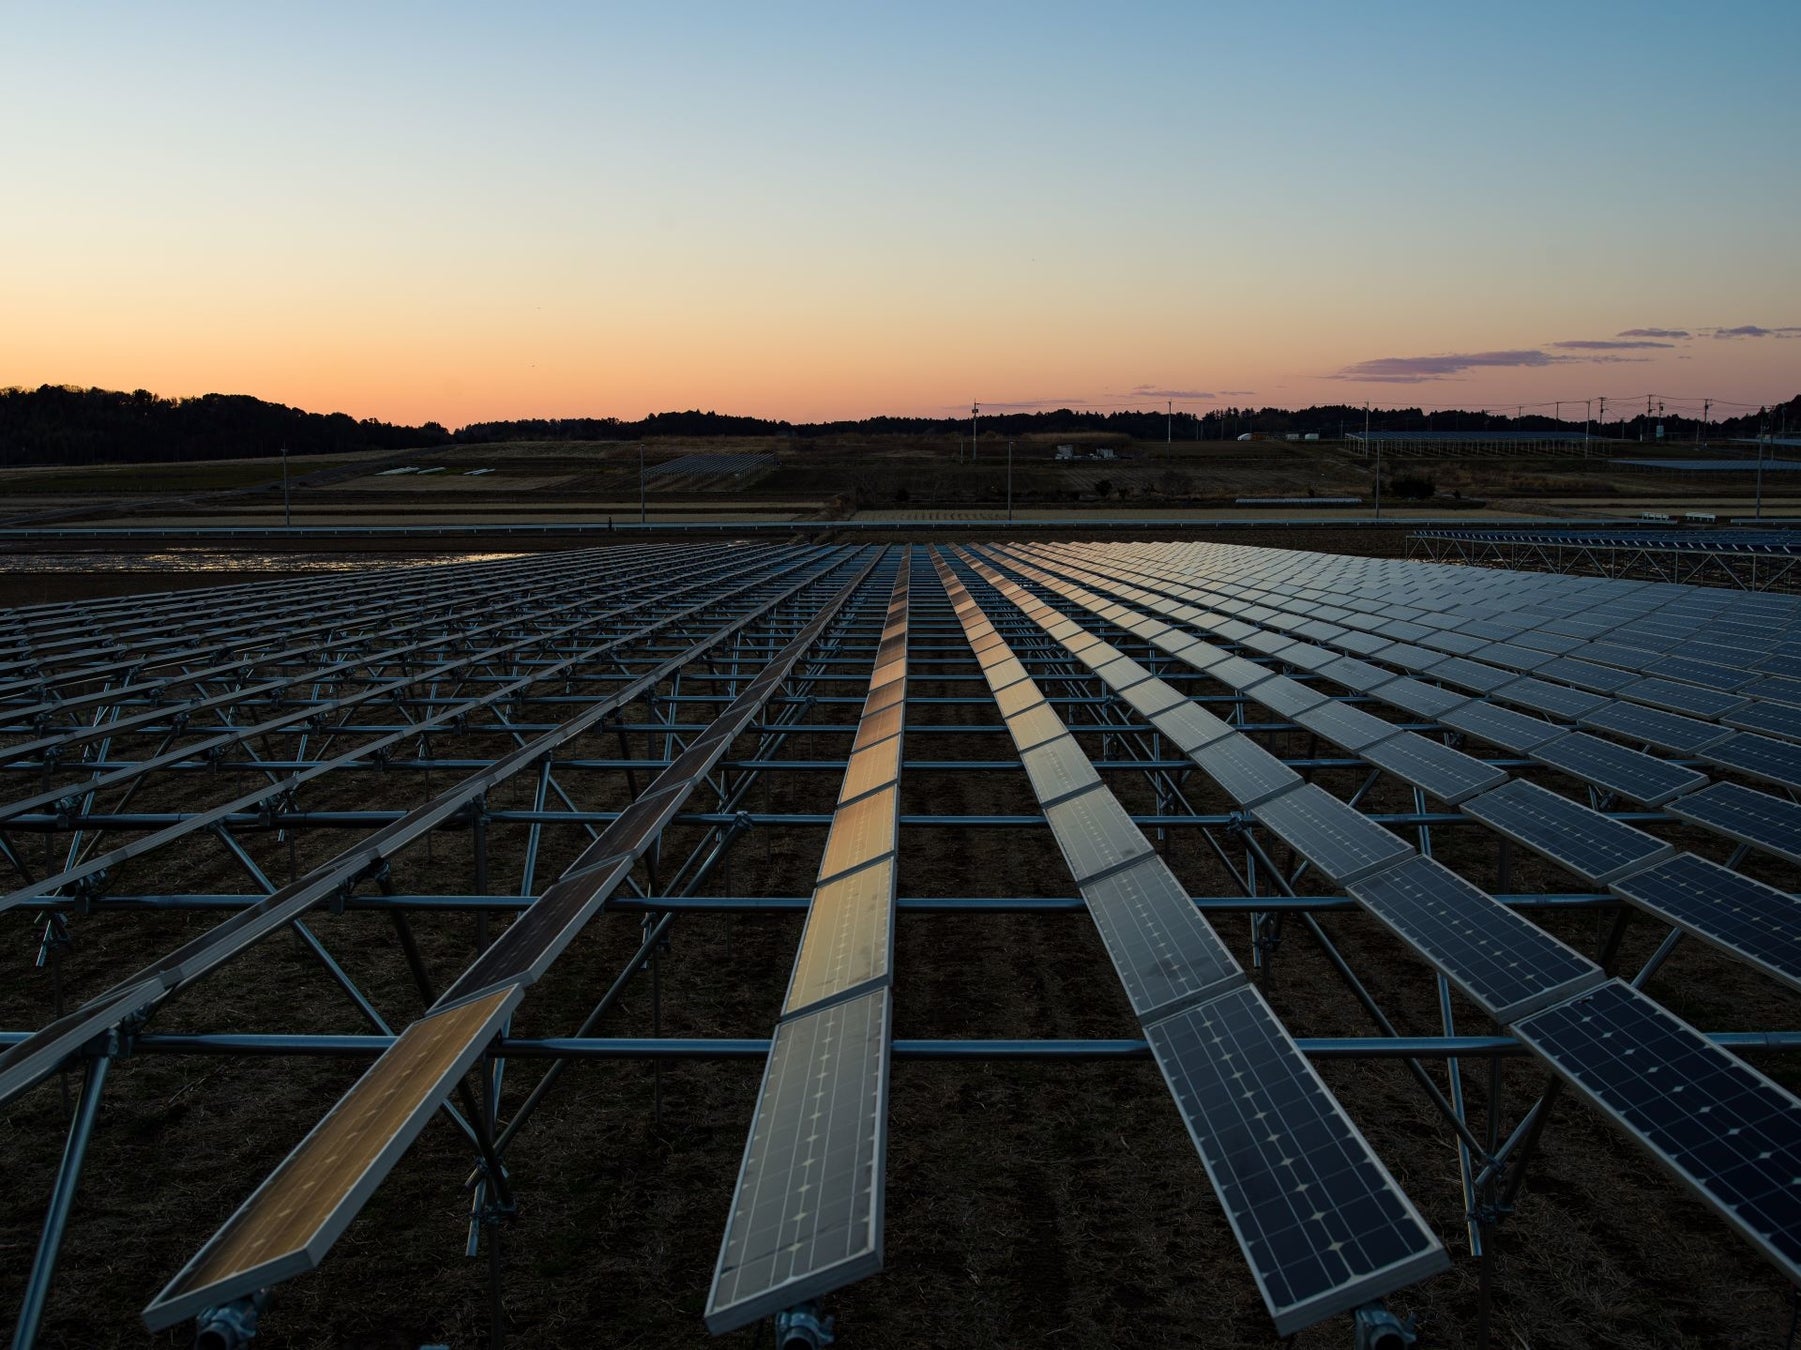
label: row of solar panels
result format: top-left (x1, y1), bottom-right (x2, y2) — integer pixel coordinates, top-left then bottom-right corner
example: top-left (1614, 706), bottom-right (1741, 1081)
top-left (1008, 541), bottom-right (1801, 995)
top-left (0, 543), bottom-right (770, 787)
top-left (1414, 526), bottom-right (1801, 555)
top-left (943, 550), bottom-right (1451, 1333)
top-left (643, 452), bottom-right (777, 478)
top-left (0, 548), bottom-right (851, 918)
top-left (0, 541), bottom-right (617, 695)
top-left (707, 553), bottom-right (913, 1331)
top-left (117, 553), bottom-right (886, 1330)
top-left (963, 541), bottom-right (1801, 1283)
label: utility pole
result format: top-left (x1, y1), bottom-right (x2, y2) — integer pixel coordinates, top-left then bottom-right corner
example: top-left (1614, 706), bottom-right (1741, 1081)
top-left (971, 401), bottom-right (979, 462)
top-left (638, 442), bottom-right (646, 524)
top-left (1007, 439), bottom-right (1014, 523)
top-left (1598, 396), bottom-right (1607, 455)
top-left (1366, 403), bottom-right (1380, 519)
top-left (279, 446), bottom-right (290, 529)
top-left (1167, 399), bottom-right (1172, 444)
top-left (1698, 398), bottom-right (1711, 446)
top-left (1585, 399), bottom-right (1592, 457)
top-left (1756, 418), bottom-right (1767, 520)
top-left (1645, 394), bottom-right (1653, 442)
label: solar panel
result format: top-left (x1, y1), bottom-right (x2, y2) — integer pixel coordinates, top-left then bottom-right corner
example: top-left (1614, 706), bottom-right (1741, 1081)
top-left (1492, 676), bottom-right (1609, 722)
top-left (1440, 701), bottom-right (1562, 754)
top-left (1095, 653), bottom-right (1156, 690)
top-left (1250, 674), bottom-right (1331, 720)
top-left (1291, 700), bottom-right (1401, 753)
top-left (1251, 783), bottom-right (1413, 885)
top-left (1378, 643), bottom-right (1449, 675)
top-left (1335, 631), bottom-right (1396, 658)
top-left (853, 701), bottom-right (907, 750)
top-left (1345, 855), bottom-right (1604, 1021)
top-left (1118, 678), bottom-right (1190, 722)
top-left (1641, 655), bottom-right (1757, 692)
top-left (1578, 701), bottom-right (1730, 754)
top-left (1374, 676), bottom-right (1470, 720)
top-left (816, 786), bottom-right (897, 885)
top-left (1461, 780), bottom-right (1672, 884)
top-left (1044, 785), bottom-right (1156, 884)
top-left (1318, 655), bottom-right (1397, 694)
top-left (1145, 986), bottom-right (1449, 1335)
top-left (1080, 856), bottom-right (1245, 1020)
top-left (1242, 630), bottom-right (1298, 660)
top-left (992, 677), bottom-right (1046, 720)
top-left (142, 985), bottom-right (524, 1330)
top-left (784, 858), bottom-right (897, 1017)
top-left (1666, 781), bottom-right (1801, 866)
top-left (1019, 734), bottom-right (1104, 807)
top-left (441, 857), bottom-right (634, 1003)
top-left (1741, 675), bottom-right (1801, 707)
top-left (1620, 677), bottom-right (1748, 720)
top-left (1609, 854), bottom-right (1801, 994)
top-left (705, 988), bottom-right (890, 1333)
top-left (1192, 735), bottom-right (1303, 807)
top-left (1513, 630), bottom-right (1587, 656)
top-left (1725, 699), bottom-right (1801, 743)
top-left (1529, 732), bottom-right (1707, 806)
top-left (1472, 642), bottom-right (1555, 673)
top-left (1005, 701), bottom-right (1067, 753)
top-left (1150, 699), bottom-right (1235, 752)
top-left (1533, 656), bottom-right (1640, 695)
top-left (1420, 631), bottom-right (1489, 658)
top-left (1703, 731), bottom-right (1801, 792)
top-left (838, 737), bottom-right (902, 806)
top-left (1208, 654), bottom-right (1276, 692)
top-left (1361, 731), bottom-right (1508, 804)
top-left (1284, 639), bottom-right (1343, 668)
top-left (1512, 980), bottom-right (1801, 1284)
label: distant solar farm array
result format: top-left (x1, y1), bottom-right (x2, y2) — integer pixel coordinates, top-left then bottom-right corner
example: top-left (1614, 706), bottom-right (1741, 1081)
top-left (643, 451), bottom-right (778, 483)
top-left (2, 536), bottom-right (1800, 1346)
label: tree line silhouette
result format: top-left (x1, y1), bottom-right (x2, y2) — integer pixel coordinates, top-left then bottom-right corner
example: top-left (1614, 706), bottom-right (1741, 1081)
top-left (3, 384), bottom-right (1796, 468)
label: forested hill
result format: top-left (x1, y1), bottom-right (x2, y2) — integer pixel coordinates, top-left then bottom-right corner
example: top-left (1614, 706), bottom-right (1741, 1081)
top-left (0, 386), bottom-right (450, 467)
top-left (4, 384), bottom-right (1798, 467)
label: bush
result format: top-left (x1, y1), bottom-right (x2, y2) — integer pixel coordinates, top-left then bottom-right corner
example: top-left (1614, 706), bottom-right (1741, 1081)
top-left (1387, 473), bottom-right (1435, 500)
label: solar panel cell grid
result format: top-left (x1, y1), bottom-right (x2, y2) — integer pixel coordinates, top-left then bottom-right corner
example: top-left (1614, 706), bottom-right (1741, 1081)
top-left (1019, 735), bottom-right (1104, 807)
top-left (1252, 783), bottom-right (1413, 885)
top-left (706, 989), bottom-right (889, 1332)
top-left (1361, 731), bottom-right (1508, 805)
top-left (1666, 781), bottom-right (1801, 866)
top-left (1192, 736), bottom-right (1303, 807)
top-left (1529, 732), bottom-right (1706, 807)
top-left (784, 858), bottom-right (897, 1017)
top-left (1512, 980), bottom-right (1801, 1283)
top-left (1609, 854), bottom-right (1801, 994)
top-left (1345, 856), bottom-right (1603, 1022)
top-left (1461, 779), bottom-right (1672, 884)
top-left (1079, 857), bottom-right (1245, 1019)
top-left (1145, 987), bottom-right (1449, 1335)
top-left (1044, 786), bottom-right (1156, 883)
top-left (1292, 700), bottom-right (1401, 754)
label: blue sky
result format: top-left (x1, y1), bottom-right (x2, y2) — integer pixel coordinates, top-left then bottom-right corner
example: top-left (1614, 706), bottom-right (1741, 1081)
top-left (3, 2), bottom-right (1797, 423)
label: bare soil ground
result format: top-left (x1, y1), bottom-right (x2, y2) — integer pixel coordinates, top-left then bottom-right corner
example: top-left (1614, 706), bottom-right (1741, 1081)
top-left (0, 538), bottom-right (1797, 1350)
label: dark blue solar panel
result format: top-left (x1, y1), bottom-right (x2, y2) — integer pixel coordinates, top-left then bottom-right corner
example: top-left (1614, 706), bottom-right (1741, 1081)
top-left (1513, 980), bottom-right (1801, 1283)
top-left (1461, 779), bottom-right (1672, 884)
top-left (1145, 986), bottom-right (1449, 1334)
top-left (1346, 855), bottom-right (1602, 1021)
top-left (1530, 732), bottom-right (1706, 806)
top-left (1611, 853), bottom-right (1801, 993)
top-left (1666, 781), bottom-right (1801, 866)
top-left (1704, 732), bottom-right (1801, 793)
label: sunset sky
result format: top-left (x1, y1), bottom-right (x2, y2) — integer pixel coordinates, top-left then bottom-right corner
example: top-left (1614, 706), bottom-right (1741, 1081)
top-left (4, 2), bottom-right (1797, 427)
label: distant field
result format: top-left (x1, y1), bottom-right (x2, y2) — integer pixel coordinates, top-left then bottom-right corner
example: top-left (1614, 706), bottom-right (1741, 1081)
top-left (6, 437), bottom-right (1801, 532)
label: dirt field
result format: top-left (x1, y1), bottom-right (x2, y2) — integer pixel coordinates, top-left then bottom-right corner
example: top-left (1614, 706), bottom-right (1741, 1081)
top-left (10, 436), bottom-right (1801, 534)
top-left (1, 536), bottom-right (1798, 1350)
